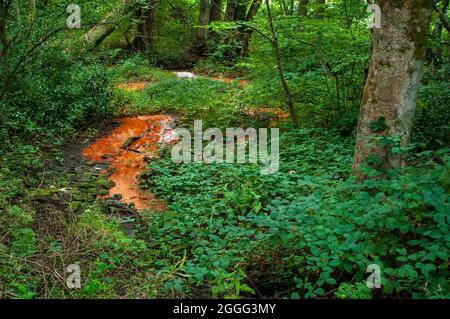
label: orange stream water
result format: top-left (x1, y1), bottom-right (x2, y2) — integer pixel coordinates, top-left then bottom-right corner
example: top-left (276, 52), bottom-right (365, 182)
top-left (83, 115), bottom-right (176, 211)
top-left (116, 82), bottom-right (148, 92)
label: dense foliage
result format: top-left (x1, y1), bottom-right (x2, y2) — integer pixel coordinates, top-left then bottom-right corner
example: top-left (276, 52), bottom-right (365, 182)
top-left (142, 131), bottom-right (449, 298)
top-left (0, 0), bottom-right (448, 299)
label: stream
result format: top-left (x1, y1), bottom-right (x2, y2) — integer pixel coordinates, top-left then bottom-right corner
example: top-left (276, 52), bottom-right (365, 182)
top-left (83, 115), bottom-right (177, 211)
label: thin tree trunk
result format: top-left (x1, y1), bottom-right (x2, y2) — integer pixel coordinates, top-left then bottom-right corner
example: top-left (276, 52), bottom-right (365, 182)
top-left (280, 0), bottom-right (290, 15)
top-left (85, 0), bottom-right (132, 50)
top-left (265, 0), bottom-right (299, 128)
top-left (194, 0), bottom-right (210, 55)
top-left (225, 0), bottom-right (237, 21)
top-left (89, 26), bottom-right (116, 51)
top-left (134, 0), bottom-right (158, 53)
top-left (240, 0), bottom-right (262, 56)
top-left (235, 0), bottom-right (250, 21)
top-left (210, 0), bottom-right (223, 22)
top-left (298, 0), bottom-right (308, 17)
top-left (352, 0), bottom-right (434, 178)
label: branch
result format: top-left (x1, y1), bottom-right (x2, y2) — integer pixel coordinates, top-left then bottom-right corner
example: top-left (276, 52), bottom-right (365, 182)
top-left (434, 3), bottom-right (450, 33)
top-left (0, 23), bottom-right (65, 101)
top-left (210, 0), bottom-right (275, 45)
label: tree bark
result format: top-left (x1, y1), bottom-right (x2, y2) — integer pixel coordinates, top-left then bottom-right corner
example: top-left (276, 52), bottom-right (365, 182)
top-left (352, 0), bottom-right (434, 178)
top-left (246, 0), bottom-right (262, 20)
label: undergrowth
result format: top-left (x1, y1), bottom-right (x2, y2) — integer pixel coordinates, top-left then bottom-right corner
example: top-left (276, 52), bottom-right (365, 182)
top-left (141, 130), bottom-right (450, 299)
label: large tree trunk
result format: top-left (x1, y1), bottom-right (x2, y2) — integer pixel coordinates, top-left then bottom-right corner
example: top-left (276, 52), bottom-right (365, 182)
top-left (210, 0), bottom-right (223, 22)
top-left (194, 0), bottom-right (210, 55)
top-left (352, 0), bottom-right (433, 178)
top-left (298, 0), bottom-right (308, 17)
top-left (135, 0), bottom-right (158, 53)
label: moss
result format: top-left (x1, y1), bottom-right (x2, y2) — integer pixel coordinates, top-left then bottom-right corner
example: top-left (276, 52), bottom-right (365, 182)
top-left (77, 181), bottom-right (95, 189)
top-left (96, 178), bottom-right (116, 190)
top-left (70, 201), bottom-right (82, 211)
top-left (31, 188), bottom-right (57, 200)
top-left (98, 189), bottom-right (109, 196)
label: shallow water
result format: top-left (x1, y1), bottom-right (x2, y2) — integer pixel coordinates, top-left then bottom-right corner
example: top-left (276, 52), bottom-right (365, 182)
top-left (83, 115), bottom-right (176, 211)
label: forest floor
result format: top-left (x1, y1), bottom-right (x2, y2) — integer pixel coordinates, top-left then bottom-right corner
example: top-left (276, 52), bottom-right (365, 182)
top-left (1, 68), bottom-right (287, 298)
top-left (70, 70), bottom-right (286, 217)
top-left (3, 60), bottom-right (447, 299)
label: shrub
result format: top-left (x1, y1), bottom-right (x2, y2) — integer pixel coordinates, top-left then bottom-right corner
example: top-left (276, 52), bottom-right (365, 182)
top-left (1, 49), bottom-right (112, 137)
top-left (414, 65), bottom-right (450, 150)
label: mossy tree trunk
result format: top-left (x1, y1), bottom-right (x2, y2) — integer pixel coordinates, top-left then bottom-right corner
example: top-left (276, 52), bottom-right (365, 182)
top-left (352, 0), bottom-right (434, 178)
